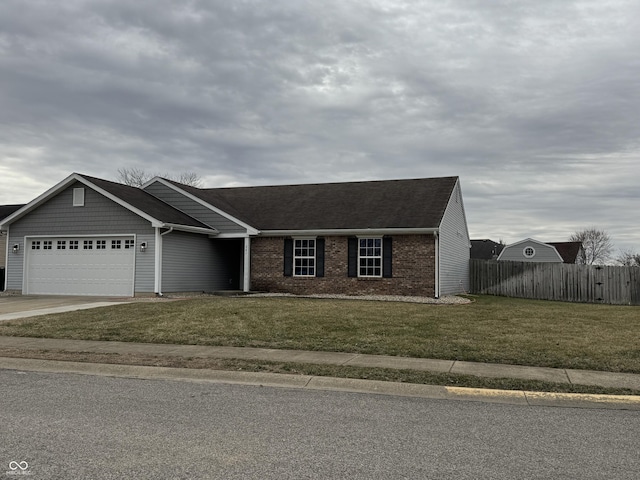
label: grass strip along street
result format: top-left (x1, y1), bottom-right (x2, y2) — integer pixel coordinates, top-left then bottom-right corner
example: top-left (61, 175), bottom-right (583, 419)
top-left (0, 295), bottom-right (638, 394)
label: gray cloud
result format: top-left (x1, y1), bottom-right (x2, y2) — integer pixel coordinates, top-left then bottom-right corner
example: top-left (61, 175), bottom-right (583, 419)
top-left (1, 0), bottom-right (638, 254)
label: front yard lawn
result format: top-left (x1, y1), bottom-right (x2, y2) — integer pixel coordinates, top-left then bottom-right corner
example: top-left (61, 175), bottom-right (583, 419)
top-left (1, 295), bottom-right (638, 373)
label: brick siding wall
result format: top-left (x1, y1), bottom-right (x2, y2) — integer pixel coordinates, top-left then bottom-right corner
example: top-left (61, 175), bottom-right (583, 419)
top-left (251, 235), bottom-right (436, 296)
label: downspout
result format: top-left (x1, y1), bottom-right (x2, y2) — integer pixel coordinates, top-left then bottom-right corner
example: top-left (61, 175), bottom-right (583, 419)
top-left (1, 227), bottom-right (8, 292)
top-left (434, 231), bottom-right (440, 299)
top-left (154, 226), bottom-right (174, 296)
top-left (243, 236), bottom-right (251, 292)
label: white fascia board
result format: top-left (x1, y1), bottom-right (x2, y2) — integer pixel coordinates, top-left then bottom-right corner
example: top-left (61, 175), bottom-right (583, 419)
top-left (162, 223), bottom-right (219, 235)
top-left (260, 228), bottom-right (439, 237)
top-left (214, 232), bottom-right (252, 239)
top-left (146, 177), bottom-right (259, 235)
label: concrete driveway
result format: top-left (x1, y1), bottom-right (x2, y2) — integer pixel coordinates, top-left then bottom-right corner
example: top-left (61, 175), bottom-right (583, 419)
top-left (0, 295), bottom-right (133, 321)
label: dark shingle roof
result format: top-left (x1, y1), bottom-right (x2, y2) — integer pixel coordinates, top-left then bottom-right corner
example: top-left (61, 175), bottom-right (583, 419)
top-left (80, 175), bottom-right (210, 229)
top-left (0, 204), bottom-right (25, 222)
top-left (471, 239), bottom-right (505, 260)
top-left (548, 242), bottom-right (582, 264)
top-left (170, 177), bottom-right (459, 231)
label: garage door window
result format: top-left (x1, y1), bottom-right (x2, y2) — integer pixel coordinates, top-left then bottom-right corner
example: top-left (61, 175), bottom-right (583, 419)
top-left (112, 240), bottom-right (121, 249)
top-left (31, 241), bottom-right (40, 250)
top-left (96, 240), bottom-right (106, 249)
top-left (57, 241), bottom-right (66, 249)
top-left (125, 239), bottom-right (135, 249)
top-left (83, 240), bottom-right (93, 250)
top-left (43, 241), bottom-right (52, 250)
top-left (70, 241), bottom-right (78, 249)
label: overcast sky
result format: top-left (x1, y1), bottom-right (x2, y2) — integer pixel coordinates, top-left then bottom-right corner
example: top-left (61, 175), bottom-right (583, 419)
top-left (1, 0), bottom-right (638, 254)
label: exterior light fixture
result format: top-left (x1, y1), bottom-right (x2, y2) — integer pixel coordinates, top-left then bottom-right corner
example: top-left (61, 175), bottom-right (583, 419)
top-left (12, 244), bottom-right (19, 253)
top-left (140, 242), bottom-right (147, 252)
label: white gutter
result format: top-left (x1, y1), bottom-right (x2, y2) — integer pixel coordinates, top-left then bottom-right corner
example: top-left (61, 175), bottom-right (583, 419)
top-left (161, 223), bottom-right (218, 235)
top-left (261, 228), bottom-right (439, 237)
top-left (434, 231), bottom-right (440, 299)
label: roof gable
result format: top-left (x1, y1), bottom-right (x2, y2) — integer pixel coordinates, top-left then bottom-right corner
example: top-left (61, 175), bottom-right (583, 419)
top-left (169, 176), bottom-right (459, 231)
top-left (496, 238), bottom-right (563, 262)
top-left (0, 174), bottom-right (214, 233)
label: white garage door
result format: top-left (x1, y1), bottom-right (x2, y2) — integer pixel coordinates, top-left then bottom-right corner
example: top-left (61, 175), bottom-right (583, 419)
top-left (25, 237), bottom-right (135, 296)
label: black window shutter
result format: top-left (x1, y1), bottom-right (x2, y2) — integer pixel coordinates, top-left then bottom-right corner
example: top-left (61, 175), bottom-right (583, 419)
top-left (383, 236), bottom-right (393, 278)
top-left (347, 237), bottom-right (358, 277)
top-left (316, 237), bottom-right (325, 277)
top-left (284, 238), bottom-right (293, 277)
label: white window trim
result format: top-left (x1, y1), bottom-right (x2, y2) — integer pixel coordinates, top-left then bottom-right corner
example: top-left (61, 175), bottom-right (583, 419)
top-left (523, 246), bottom-right (536, 258)
top-left (293, 237), bottom-right (316, 277)
top-left (357, 236), bottom-right (383, 278)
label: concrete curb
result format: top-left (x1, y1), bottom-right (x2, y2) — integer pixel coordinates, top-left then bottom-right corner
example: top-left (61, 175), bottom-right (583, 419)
top-left (2, 357), bottom-right (639, 410)
top-left (2, 336), bottom-right (640, 391)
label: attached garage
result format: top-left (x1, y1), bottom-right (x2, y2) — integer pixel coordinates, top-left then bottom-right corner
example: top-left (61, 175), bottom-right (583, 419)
top-left (24, 236), bottom-right (136, 296)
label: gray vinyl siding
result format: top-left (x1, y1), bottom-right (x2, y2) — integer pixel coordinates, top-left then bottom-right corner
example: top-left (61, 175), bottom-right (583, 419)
top-left (144, 181), bottom-right (247, 234)
top-left (438, 180), bottom-right (471, 295)
top-left (499, 241), bottom-right (562, 262)
top-left (161, 231), bottom-right (231, 292)
top-left (5, 182), bottom-right (156, 293)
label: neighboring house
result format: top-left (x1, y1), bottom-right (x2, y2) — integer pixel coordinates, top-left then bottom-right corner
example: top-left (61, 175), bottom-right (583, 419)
top-left (546, 242), bottom-right (583, 264)
top-left (1, 173), bottom-right (470, 298)
top-left (470, 239), bottom-right (504, 260)
top-left (1, 204), bottom-right (25, 269)
top-left (496, 238), bottom-right (582, 263)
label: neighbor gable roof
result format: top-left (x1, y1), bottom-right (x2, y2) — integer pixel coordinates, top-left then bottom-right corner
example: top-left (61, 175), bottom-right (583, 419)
top-left (547, 242), bottom-right (583, 264)
top-left (163, 176), bottom-right (460, 232)
top-left (0, 173), bottom-right (216, 234)
top-left (496, 238), bottom-right (563, 262)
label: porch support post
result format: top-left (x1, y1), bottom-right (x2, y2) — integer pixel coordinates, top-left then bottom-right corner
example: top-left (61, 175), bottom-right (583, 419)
top-left (243, 236), bottom-right (251, 292)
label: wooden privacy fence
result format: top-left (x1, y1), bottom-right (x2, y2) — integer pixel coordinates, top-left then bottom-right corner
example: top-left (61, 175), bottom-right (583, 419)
top-left (470, 259), bottom-right (640, 305)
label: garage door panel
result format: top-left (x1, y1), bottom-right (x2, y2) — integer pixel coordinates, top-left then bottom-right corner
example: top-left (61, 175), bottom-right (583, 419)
top-left (26, 237), bottom-right (135, 296)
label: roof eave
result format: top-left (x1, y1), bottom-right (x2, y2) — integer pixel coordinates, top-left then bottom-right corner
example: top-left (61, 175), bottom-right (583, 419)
top-left (258, 227), bottom-right (440, 237)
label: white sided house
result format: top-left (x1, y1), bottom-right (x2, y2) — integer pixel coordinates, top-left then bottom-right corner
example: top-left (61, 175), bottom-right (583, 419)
top-left (1, 173), bottom-right (471, 298)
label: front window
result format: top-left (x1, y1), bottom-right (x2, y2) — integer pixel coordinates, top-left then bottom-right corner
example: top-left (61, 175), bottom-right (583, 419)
top-left (294, 238), bottom-right (315, 277)
top-left (359, 238), bottom-right (382, 277)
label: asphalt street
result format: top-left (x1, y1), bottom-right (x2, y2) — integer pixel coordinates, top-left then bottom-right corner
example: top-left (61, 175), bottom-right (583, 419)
top-left (1, 369), bottom-right (639, 479)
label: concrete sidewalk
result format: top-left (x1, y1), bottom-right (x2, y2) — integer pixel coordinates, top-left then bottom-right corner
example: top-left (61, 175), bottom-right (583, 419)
top-left (1, 335), bottom-right (639, 391)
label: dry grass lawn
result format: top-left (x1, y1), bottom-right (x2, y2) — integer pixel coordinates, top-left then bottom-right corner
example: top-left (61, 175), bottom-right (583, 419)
top-left (0, 294), bottom-right (638, 373)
